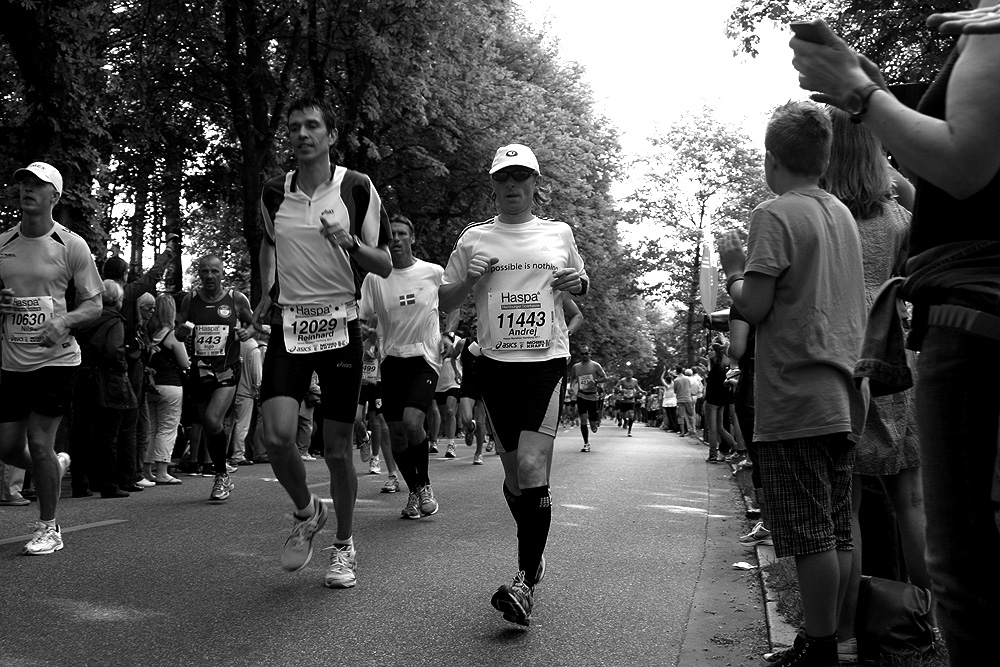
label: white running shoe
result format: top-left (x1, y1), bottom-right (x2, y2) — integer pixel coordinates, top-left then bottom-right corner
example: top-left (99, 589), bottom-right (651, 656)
top-left (323, 544), bottom-right (357, 589)
top-left (280, 495), bottom-right (328, 571)
top-left (368, 456), bottom-right (381, 475)
top-left (401, 492), bottom-right (421, 519)
top-left (24, 522), bottom-right (63, 556)
top-left (381, 475), bottom-right (400, 494)
top-left (445, 443), bottom-right (457, 459)
top-left (209, 474), bottom-right (234, 501)
top-left (418, 484), bottom-right (439, 516)
top-left (739, 521), bottom-right (773, 546)
top-left (473, 455), bottom-right (484, 465)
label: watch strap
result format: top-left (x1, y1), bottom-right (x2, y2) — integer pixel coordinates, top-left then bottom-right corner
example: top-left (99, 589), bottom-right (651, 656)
top-left (849, 83), bottom-right (882, 124)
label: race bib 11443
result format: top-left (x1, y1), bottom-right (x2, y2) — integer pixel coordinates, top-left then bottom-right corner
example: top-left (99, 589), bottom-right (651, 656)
top-left (487, 289), bottom-right (553, 351)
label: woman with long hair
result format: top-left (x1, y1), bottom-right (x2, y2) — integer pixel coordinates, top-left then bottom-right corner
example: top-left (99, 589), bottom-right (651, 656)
top-left (820, 107), bottom-right (928, 659)
top-left (142, 293), bottom-right (189, 485)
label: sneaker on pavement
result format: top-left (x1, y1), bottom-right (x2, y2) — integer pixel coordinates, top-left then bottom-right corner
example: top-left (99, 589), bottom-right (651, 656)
top-left (368, 456), bottom-right (381, 475)
top-left (401, 491), bottom-right (421, 519)
top-left (225, 463), bottom-right (238, 474)
top-left (706, 455), bottom-right (719, 464)
top-left (301, 453), bottom-right (317, 462)
top-left (323, 544), bottom-right (358, 589)
top-left (23, 522), bottom-right (63, 555)
top-left (381, 475), bottom-right (400, 494)
top-left (209, 474), bottom-right (234, 501)
top-left (359, 435), bottom-right (372, 463)
top-left (134, 478), bottom-right (156, 488)
top-left (280, 495), bottom-right (328, 572)
top-left (490, 570), bottom-right (533, 626)
top-left (0, 495), bottom-right (30, 506)
top-left (484, 439), bottom-right (494, 453)
top-left (418, 484), bottom-right (439, 516)
top-left (739, 521), bottom-right (773, 546)
top-left (473, 455), bottom-right (484, 465)
top-left (445, 443), bottom-right (456, 459)
top-left (428, 441), bottom-right (439, 454)
top-left (581, 443), bottom-right (591, 452)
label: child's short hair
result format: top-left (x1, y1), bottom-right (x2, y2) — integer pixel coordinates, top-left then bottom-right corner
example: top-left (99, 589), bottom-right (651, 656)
top-left (765, 100), bottom-right (832, 178)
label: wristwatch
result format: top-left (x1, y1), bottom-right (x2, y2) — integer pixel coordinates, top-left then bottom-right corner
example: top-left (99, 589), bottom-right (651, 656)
top-left (844, 83), bottom-right (882, 124)
top-left (348, 235), bottom-right (361, 253)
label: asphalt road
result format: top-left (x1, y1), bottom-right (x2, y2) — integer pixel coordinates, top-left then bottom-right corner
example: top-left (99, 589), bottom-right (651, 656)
top-left (0, 420), bottom-right (769, 667)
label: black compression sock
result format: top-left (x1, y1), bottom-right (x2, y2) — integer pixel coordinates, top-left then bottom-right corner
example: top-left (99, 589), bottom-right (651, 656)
top-left (518, 485), bottom-right (551, 587)
top-left (207, 428), bottom-right (229, 475)
top-left (413, 437), bottom-right (430, 487)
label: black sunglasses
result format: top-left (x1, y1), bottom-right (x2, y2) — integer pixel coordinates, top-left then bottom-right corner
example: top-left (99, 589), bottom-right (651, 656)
top-left (492, 169), bottom-right (535, 182)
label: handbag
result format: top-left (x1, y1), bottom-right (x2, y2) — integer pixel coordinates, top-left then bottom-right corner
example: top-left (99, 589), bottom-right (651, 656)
top-left (855, 575), bottom-right (935, 660)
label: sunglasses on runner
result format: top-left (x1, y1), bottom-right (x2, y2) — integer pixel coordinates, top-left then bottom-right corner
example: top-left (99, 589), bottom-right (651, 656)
top-left (491, 169), bottom-right (535, 182)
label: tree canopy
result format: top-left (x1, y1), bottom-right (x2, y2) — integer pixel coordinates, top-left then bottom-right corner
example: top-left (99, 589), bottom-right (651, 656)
top-left (0, 0), bottom-right (655, 366)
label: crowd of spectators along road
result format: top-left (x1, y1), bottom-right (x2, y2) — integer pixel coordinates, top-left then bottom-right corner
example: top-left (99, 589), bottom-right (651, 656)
top-left (2, 5), bottom-right (999, 660)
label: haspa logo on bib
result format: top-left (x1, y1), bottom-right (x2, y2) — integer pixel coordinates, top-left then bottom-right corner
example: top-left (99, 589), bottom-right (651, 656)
top-left (217, 305), bottom-right (232, 318)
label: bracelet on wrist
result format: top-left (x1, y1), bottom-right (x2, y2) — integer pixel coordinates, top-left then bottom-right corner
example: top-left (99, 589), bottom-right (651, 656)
top-left (726, 275), bottom-right (745, 292)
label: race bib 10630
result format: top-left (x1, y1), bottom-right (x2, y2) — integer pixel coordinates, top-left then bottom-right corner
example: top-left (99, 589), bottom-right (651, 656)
top-left (5, 296), bottom-right (54, 344)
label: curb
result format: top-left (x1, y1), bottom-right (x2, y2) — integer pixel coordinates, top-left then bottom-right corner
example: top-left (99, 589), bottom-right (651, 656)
top-left (729, 461), bottom-right (798, 654)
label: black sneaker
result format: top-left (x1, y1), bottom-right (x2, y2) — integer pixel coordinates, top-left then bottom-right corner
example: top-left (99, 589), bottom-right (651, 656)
top-left (767, 633), bottom-right (837, 667)
top-left (490, 570), bottom-right (533, 626)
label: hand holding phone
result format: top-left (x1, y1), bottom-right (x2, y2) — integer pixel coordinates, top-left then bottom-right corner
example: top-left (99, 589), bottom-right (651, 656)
top-left (790, 20), bottom-right (828, 44)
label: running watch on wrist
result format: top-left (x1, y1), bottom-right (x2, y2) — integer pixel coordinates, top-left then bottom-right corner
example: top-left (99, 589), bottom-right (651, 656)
top-left (844, 83), bottom-right (882, 124)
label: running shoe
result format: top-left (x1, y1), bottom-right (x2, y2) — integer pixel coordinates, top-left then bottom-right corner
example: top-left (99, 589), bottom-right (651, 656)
top-left (485, 439), bottom-right (494, 453)
top-left (465, 420), bottom-right (476, 446)
top-left (359, 434), bottom-right (371, 463)
top-left (418, 484), bottom-right (439, 516)
top-left (323, 544), bottom-right (357, 589)
top-left (301, 453), bottom-right (317, 462)
top-left (739, 521), bottom-right (773, 546)
top-left (473, 455), bottom-right (484, 465)
top-left (381, 475), bottom-right (400, 494)
top-left (706, 455), bottom-right (719, 464)
top-left (581, 443), bottom-right (591, 452)
top-left (134, 478), bottom-right (156, 488)
top-left (491, 570), bottom-right (533, 626)
top-left (209, 474), bottom-right (234, 501)
top-left (368, 456), bottom-right (381, 475)
top-left (428, 440), bottom-right (439, 454)
top-left (445, 443), bottom-right (456, 459)
top-left (401, 492), bottom-right (421, 519)
top-left (724, 451), bottom-right (745, 463)
top-left (23, 522), bottom-right (63, 556)
top-left (225, 463), bottom-right (238, 474)
top-left (280, 495), bottom-right (328, 572)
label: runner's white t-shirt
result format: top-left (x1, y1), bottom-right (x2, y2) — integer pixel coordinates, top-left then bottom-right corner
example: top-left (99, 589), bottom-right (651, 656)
top-left (359, 259), bottom-right (444, 376)
top-left (442, 217), bottom-right (587, 362)
top-left (0, 223), bottom-right (103, 372)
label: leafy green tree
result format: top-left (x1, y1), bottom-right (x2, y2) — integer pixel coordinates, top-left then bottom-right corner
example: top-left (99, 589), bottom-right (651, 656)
top-left (726, 0), bottom-right (956, 84)
top-left (626, 107), bottom-right (770, 365)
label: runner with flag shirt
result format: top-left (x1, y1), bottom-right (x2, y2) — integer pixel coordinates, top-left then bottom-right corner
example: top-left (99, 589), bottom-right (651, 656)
top-left (359, 215), bottom-right (446, 520)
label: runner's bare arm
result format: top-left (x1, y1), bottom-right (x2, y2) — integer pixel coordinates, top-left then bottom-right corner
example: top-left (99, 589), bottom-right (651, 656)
top-left (40, 292), bottom-right (101, 347)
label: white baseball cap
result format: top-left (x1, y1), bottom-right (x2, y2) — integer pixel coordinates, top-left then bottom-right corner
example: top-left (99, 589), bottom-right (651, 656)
top-left (489, 144), bottom-right (539, 175)
top-left (14, 161), bottom-right (63, 195)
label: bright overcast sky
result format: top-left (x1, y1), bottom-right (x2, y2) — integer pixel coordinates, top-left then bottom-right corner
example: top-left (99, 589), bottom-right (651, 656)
top-left (517, 0), bottom-right (807, 153)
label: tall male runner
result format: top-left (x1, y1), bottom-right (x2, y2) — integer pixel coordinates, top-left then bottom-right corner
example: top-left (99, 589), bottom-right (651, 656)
top-left (569, 345), bottom-right (606, 452)
top-left (0, 161), bottom-right (103, 555)
top-left (359, 215), bottom-right (445, 520)
top-left (176, 255), bottom-right (253, 501)
top-left (616, 368), bottom-right (643, 437)
top-left (256, 97), bottom-right (391, 589)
